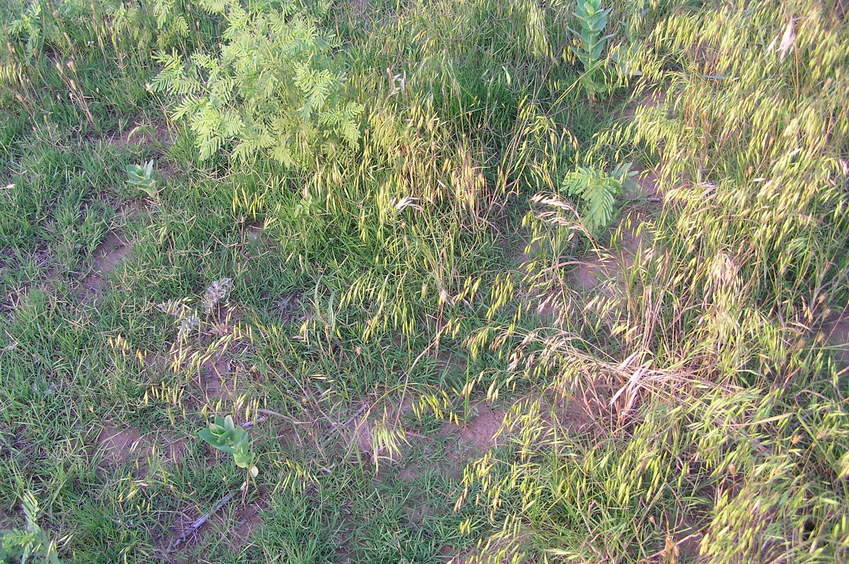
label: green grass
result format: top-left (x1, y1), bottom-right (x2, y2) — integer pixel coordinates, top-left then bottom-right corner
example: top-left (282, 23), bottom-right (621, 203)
top-left (1, 0), bottom-right (848, 562)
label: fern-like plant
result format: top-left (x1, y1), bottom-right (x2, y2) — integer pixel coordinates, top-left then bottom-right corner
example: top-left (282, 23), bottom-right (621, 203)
top-left (151, 0), bottom-right (362, 172)
top-left (7, 0), bottom-right (52, 59)
top-left (561, 162), bottom-right (636, 233)
top-left (0, 492), bottom-right (63, 563)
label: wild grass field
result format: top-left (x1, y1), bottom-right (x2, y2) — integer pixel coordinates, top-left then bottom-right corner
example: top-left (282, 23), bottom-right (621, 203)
top-left (0, 0), bottom-right (847, 562)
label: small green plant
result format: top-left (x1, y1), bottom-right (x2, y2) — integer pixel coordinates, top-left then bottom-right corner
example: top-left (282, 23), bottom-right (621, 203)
top-left (0, 491), bottom-right (63, 564)
top-left (151, 0), bottom-right (363, 171)
top-left (561, 162), bottom-right (636, 233)
top-left (571, 0), bottom-right (613, 99)
top-left (125, 159), bottom-right (159, 199)
top-left (8, 0), bottom-right (51, 59)
top-left (198, 415), bottom-right (258, 478)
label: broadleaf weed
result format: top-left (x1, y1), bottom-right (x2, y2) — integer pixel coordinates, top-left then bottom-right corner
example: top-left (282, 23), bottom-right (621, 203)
top-left (198, 415), bottom-right (258, 478)
top-left (571, 0), bottom-right (613, 99)
top-left (125, 159), bottom-right (159, 200)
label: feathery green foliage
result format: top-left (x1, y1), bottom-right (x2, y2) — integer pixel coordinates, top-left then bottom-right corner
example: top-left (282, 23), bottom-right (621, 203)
top-left (151, 0), bottom-right (363, 170)
top-left (561, 161), bottom-right (636, 233)
top-left (0, 492), bottom-right (63, 563)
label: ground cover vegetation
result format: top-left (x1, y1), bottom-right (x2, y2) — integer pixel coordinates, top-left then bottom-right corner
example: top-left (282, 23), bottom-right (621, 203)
top-left (0, 0), bottom-right (847, 562)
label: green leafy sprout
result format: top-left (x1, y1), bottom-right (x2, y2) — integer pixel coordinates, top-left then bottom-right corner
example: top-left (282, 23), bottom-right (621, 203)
top-left (125, 159), bottom-right (159, 200)
top-left (198, 415), bottom-right (258, 478)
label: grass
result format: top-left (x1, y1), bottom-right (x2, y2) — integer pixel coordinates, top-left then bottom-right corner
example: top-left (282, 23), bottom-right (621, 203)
top-left (1, 0), bottom-right (848, 562)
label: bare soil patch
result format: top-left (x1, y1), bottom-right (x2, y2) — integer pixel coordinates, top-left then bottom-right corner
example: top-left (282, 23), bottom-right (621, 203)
top-left (225, 502), bottom-right (264, 550)
top-left (824, 313), bottom-right (849, 367)
top-left (398, 463), bottom-right (421, 482)
top-left (455, 406), bottom-right (507, 450)
top-left (98, 121), bottom-right (174, 148)
top-left (164, 435), bottom-right (188, 465)
top-left (623, 87), bottom-right (666, 121)
top-left (435, 348), bottom-right (468, 378)
top-left (0, 513), bottom-right (19, 532)
top-left (165, 495), bottom-right (265, 561)
top-left (625, 168), bottom-right (662, 202)
top-left (198, 355), bottom-right (235, 400)
top-left (441, 404), bottom-right (508, 455)
top-left (570, 251), bottom-right (610, 291)
top-left (272, 291), bottom-right (304, 323)
top-left (96, 425), bottom-right (188, 468)
top-left (79, 231), bottom-right (132, 301)
top-left (97, 425), bottom-right (145, 465)
top-left (503, 391), bottom-right (599, 450)
top-left (570, 207), bottom-right (654, 293)
top-left (347, 395), bottom-right (415, 465)
top-left (439, 544), bottom-right (461, 563)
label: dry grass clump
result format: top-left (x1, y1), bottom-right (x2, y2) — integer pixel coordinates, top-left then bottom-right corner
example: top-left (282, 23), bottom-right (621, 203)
top-left (454, 1), bottom-right (849, 561)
